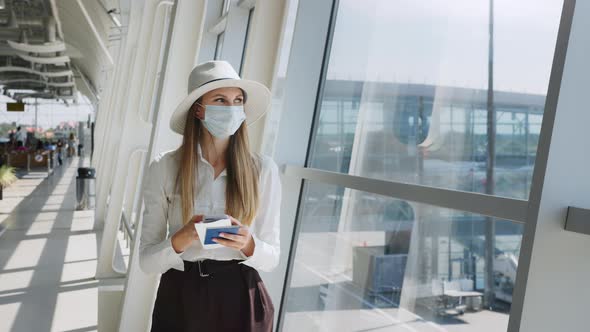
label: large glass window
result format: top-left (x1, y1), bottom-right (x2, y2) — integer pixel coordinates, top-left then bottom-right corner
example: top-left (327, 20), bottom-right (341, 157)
top-left (307, 0), bottom-right (562, 200)
top-left (283, 182), bottom-right (522, 331)
top-left (280, 0), bottom-right (564, 331)
top-left (214, 32), bottom-right (225, 60)
top-left (261, 0), bottom-right (300, 156)
top-left (209, 1), bottom-right (253, 72)
top-left (221, 0), bottom-right (232, 15)
top-left (238, 7), bottom-right (255, 76)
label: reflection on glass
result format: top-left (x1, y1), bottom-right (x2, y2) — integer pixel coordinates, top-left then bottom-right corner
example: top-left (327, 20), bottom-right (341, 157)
top-left (221, 0), bottom-right (232, 15)
top-left (261, 0), bottom-right (300, 156)
top-left (214, 32), bottom-right (225, 60)
top-left (238, 7), bottom-right (255, 76)
top-left (281, 0), bottom-right (563, 330)
top-left (282, 182), bottom-right (523, 331)
top-left (308, 0), bottom-right (562, 200)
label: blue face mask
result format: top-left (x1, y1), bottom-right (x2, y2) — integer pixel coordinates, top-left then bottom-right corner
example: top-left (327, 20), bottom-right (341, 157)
top-left (199, 104), bottom-right (246, 138)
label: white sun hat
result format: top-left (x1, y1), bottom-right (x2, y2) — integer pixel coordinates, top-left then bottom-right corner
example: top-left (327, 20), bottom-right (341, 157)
top-left (169, 60), bottom-right (271, 135)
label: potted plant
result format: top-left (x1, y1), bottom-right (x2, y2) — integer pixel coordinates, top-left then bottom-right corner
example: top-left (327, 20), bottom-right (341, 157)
top-left (0, 165), bottom-right (17, 200)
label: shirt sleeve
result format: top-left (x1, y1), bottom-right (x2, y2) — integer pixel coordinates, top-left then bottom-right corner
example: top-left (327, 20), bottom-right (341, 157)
top-left (138, 155), bottom-right (185, 274)
top-left (240, 157), bottom-right (281, 272)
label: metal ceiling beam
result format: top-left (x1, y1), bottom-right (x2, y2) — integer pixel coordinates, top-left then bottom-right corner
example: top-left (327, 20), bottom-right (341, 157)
top-left (0, 78), bottom-right (75, 87)
top-left (0, 66), bottom-right (73, 77)
top-left (7, 40), bottom-right (66, 53)
top-left (17, 53), bottom-right (70, 64)
top-left (75, 0), bottom-right (114, 66)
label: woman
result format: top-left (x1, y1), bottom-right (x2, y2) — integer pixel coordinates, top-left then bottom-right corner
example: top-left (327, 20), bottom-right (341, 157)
top-left (56, 139), bottom-right (64, 165)
top-left (36, 139), bottom-right (44, 152)
top-left (139, 61), bottom-right (281, 332)
top-left (68, 132), bottom-right (76, 157)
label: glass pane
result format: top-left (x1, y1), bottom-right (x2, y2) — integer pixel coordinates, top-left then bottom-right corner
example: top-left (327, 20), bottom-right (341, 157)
top-left (308, 0), bottom-right (563, 199)
top-left (239, 7), bottom-right (255, 76)
top-left (282, 181), bottom-right (523, 331)
top-left (261, 0), bottom-right (300, 155)
top-left (214, 32), bottom-right (225, 60)
top-left (0, 97), bottom-right (93, 131)
top-left (222, 0), bottom-right (232, 15)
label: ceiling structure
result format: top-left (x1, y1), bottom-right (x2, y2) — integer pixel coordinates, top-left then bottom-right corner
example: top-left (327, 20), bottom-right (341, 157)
top-left (0, 0), bottom-right (121, 106)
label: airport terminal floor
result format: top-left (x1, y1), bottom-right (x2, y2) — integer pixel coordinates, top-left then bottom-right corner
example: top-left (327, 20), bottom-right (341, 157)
top-left (1, 0), bottom-right (590, 331)
top-left (0, 155), bottom-right (99, 332)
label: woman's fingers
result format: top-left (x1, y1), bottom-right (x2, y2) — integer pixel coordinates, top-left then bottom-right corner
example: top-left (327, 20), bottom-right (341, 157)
top-left (227, 216), bottom-right (249, 236)
top-left (215, 232), bottom-right (249, 249)
top-left (229, 216), bottom-right (243, 226)
top-left (213, 216), bottom-right (251, 249)
top-left (238, 227), bottom-right (250, 236)
top-left (212, 237), bottom-right (241, 248)
top-left (218, 232), bottom-right (244, 242)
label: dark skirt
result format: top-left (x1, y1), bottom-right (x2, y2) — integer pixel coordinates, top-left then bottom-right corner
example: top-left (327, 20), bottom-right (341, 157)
top-left (151, 259), bottom-right (274, 332)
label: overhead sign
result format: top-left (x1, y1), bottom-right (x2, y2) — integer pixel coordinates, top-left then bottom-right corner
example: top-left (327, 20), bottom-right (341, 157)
top-left (7, 103), bottom-right (25, 112)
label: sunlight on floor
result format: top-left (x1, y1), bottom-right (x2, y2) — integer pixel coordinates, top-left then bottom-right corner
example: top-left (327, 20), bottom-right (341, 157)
top-left (45, 196), bottom-right (68, 205)
top-left (0, 156), bottom-right (99, 332)
top-left (0, 303), bottom-right (20, 332)
top-left (65, 234), bottom-right (97, 263)
top-left (51, 288), bottom-right (98, 332)
top-left (71, 211), bottom-right (95, 232)
top-left (60, 260), bottom-right (97, 283)
top-left (0, 270), bottom-right (34, 292)
top-left (21, 172), bottom-right (51, 179)
top-left (40, 203), bottom-right (66, 211)
top-left (25, 220), bottom-right (56, 236)
top-left (32, 212), bottom-right (59, 222)
top-left (4, 239), bottom-right (47, 270)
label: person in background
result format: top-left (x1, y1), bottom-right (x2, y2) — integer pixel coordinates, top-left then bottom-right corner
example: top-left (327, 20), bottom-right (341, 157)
top-left (68, 132), bottom-right (76, 157)
top-left (15, 126), bottom-right (26, 147)
top-left (56, 139), bottom-right (64, 165)
top-left (8, 130), bottom-right (15, 147)
top-left (36, 139), bottom-right (44, 151)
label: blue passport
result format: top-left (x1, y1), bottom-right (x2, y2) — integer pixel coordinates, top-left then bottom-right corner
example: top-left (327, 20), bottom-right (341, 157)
top-left (203, 226), bottom-right (240, 245)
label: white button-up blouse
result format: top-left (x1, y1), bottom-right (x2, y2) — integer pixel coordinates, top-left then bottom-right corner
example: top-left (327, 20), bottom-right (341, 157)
top-left (138, 144), bottom-right (281, 274)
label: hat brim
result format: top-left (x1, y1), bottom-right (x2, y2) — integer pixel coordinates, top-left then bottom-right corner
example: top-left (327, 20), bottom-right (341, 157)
top-left (169, 78), bottom-right (271, 135)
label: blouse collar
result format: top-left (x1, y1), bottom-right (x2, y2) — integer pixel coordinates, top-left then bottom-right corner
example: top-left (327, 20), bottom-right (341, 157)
top-left (196, 143), bottom-right (227, 177)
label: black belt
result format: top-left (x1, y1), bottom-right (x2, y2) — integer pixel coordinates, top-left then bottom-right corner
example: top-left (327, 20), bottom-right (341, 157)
top-left (183, 259), bottom-right (243, 277)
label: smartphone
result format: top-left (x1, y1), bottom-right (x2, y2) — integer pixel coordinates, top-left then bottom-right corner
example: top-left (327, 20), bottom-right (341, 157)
top-left (203, 226), bottom-right (240, 245)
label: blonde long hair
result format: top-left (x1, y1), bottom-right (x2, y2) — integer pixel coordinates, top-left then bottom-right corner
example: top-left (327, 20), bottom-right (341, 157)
top-left (175, 99), bottom-right (260, 226)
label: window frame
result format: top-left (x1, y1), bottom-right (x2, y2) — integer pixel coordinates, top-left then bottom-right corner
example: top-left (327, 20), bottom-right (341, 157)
top-left (199, 0), bottom-right (254, 73)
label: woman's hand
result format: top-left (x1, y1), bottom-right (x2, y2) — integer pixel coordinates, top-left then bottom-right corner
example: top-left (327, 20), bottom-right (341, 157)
top-left (171, 214), bottom-right (203, 253)
top-left (213, 216), bottom-right (255, 257)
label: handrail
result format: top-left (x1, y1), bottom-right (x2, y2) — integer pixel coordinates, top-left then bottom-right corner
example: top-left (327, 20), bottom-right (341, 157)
top-left (121, 212), bottom-right (134, 242)
top-left (565, 207), bottom-right (590, 235)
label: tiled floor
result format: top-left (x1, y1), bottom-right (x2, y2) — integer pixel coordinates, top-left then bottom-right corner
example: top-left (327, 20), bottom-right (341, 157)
top-left (0, 156), bottom-right (99, 332)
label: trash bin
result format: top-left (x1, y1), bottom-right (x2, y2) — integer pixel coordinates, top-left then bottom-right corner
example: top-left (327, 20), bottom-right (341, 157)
top-left (76, 167), bottom-right (95, 210)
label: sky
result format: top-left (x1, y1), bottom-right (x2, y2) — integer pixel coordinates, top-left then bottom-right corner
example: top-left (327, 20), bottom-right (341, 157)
top-left (0, 92), bottom-right (93, 132)
top-left (326, 0), bottom-right (564, 95)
